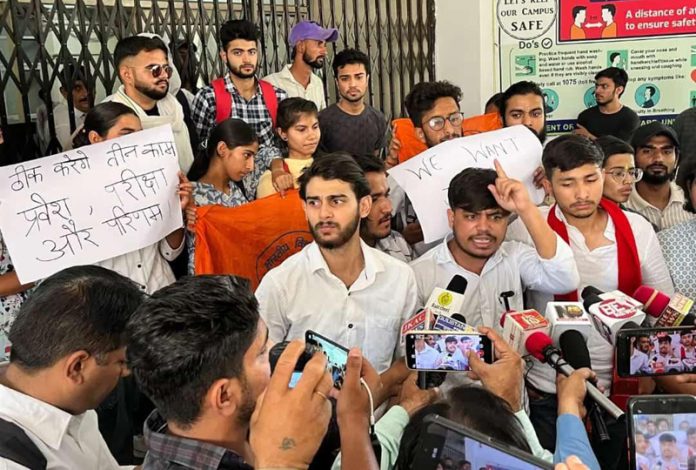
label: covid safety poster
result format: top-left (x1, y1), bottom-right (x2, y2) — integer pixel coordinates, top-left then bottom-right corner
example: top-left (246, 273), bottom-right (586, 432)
top-left (496, 0), bottom-right (696, 134)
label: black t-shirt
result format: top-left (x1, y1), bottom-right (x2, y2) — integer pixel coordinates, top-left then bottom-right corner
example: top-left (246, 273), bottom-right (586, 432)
top-left (318, 103), bottom-right (388, 156)
top-left (576, 105), bottom-right (640, 142)
top-left (144, 105), bottom-right (160, 117)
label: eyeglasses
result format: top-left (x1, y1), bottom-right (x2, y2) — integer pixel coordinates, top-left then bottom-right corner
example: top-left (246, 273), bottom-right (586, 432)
top-left (604, 167), bottom-right (643, 183)
top-left (423, 112), bottom-right (463, 131)
top-left (144, 64), bottom-right (173, 79)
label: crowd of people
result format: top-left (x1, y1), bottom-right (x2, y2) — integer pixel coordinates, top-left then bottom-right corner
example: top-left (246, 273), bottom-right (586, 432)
top-left (1, 15), bottom-right (696, 470)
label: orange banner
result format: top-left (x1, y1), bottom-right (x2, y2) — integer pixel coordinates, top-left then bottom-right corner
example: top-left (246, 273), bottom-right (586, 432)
top-left (194, 190), bottom-right (312, 289)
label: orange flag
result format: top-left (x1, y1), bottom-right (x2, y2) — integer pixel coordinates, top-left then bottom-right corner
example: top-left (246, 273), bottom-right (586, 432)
top-left (393, 112), bottom-right (503, 163)
top-left (194, 190), bottom-right (313, 289)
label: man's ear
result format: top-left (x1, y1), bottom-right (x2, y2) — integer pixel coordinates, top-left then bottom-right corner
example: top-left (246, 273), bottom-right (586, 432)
top-left (359, 195), bottom-right (372, 218)
top-left (415, 127), bottom-right (426, 144)
top-left (118, 64), bottom-right (132, 86)
top-left (615, 86), bottom-right (624, 98)
top-left (64, 350), bottom-right (91, 386)
top-left (207, 377), bottom-right (243, 418)
top-left (447, 208), bottom-right (455, 229)
top-left (542, 177), bottom-right (553, 199)
top-left (219, 49), bottom-right (227, 64)
top-left (88, 130), bottom-right (103, 145)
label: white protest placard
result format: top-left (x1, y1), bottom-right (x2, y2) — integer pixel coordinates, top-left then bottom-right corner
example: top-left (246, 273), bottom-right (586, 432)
top-left (389, 125), bottom-right (544, 243)
top-left (0, 125), bottom-right (183, 283)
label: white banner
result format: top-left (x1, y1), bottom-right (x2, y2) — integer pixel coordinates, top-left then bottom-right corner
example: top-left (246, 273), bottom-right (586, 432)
top-left (389, 125), bottom-right (544, 243)
top-left (0, 125), bottom-right (183, 283)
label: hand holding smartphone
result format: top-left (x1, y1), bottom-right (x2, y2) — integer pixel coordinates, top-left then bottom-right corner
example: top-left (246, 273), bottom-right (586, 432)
top-left (616, 326), bottom-right (696, 378)
top-left (404, 331), bottom-right (493, 372)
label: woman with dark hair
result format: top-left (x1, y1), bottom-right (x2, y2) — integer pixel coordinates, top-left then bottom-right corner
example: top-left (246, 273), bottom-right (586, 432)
top-left (257, 97), bottom-right (320, 198)
top-left (658, 157), bottom-right (696, 298)
top-left (73, 102), bottom-right (193, 294)
top-left (185, 118), bottom-right (260, 273)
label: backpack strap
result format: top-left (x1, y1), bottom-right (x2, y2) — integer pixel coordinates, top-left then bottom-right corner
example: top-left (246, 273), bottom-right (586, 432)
top-left (212, 78), bottom-right (231, 124)
top-left (258, 79), bottom-right (278, 128)
top-left (0, 417), bottom-right (47, 470)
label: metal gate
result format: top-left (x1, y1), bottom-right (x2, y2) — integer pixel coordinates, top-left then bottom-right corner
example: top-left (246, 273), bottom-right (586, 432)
top-left (0, 0), bottom-right (435, 163)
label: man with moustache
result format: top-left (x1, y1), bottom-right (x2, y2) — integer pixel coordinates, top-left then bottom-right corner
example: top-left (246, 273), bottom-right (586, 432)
top-left (574, 67), bottom-right (639, 142)
top-left (625, 122), bottom-right (695, 230)
top-left (318, 49), bottom-right (388, 156)
top-left (111, 35), bottom-right (194, 172)
top-left (191, 20), bottom-right (287, 154)
top-left (255, 153), bottom-right (418, 372)
top-left (263, 21), bottom-right (338, 110)
top-left (595, 136), bottom-right (643, 206)
top-left (354, 154), bottom-right (414, 262)
top-left (52, 65), bottom-right (92, 151)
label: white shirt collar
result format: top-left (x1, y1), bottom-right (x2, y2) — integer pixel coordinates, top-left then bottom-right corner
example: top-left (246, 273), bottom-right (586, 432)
top-left (0, 383), bottom-right (76, 450)
top-left (306, 240), bottom-right (384, 287)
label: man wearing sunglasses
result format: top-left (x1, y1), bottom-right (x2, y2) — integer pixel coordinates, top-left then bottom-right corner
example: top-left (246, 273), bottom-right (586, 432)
top-left (111, 35), bottom-right (194, 172)
top-left (625, 122), bottom-right (695, 231)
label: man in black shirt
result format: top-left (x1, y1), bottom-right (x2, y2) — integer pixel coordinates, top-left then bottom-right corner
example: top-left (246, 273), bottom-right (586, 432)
top-left (575, 67), bottom-right (639, 142)
top-left (319, 49), bottom-right (387, 156)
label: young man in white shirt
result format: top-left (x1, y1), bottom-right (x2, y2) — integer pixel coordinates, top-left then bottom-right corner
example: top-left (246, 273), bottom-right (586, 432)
top-left (630, 335), bottom-right (652, 375)
top-left (409, 162), bottom-right (579, 327)
top-left (256, 153), bottom-right (418, 372)
top-left (506, 134), bottom-right (674, 457)
top-left (0, 266), bottom-right (143, 470)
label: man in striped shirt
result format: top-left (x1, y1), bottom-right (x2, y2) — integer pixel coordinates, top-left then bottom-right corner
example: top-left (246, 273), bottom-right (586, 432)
top-left (625, 122), bottom-right (695, 230)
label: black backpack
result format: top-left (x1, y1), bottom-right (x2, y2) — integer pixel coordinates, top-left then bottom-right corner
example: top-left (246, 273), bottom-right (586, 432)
top-left (0, 417), bottom-right (47, 469)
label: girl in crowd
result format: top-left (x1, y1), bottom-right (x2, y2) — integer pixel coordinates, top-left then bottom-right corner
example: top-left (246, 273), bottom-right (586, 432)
top-left (73, 101), bottom-right (192, 294)
top-left (186, 118), bottom-right (259, 273)
top-left (257, 97), bottom-right (320, 198)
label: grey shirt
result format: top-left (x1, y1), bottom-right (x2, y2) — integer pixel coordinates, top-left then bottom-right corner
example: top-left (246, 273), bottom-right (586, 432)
top-left (319, 103), bottom-right (388, 156)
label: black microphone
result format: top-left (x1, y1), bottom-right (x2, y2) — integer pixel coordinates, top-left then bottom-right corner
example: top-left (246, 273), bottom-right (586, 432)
top-left (451, 314), bottom-right (467, 323)
top-left (559, 330), bottom-right (610, 442)
top-left (446, 274), bottom-right (468, 295)
top-left (526, 332), bottom-right (624, 419)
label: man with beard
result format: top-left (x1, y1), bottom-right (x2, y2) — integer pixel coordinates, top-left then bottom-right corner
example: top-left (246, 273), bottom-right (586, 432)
top-left (111, 35), bottom-right (194, 172)
top-left (256, 153), bottom-right (418, 372)
top-left (574, 67), bottom-right (639, 142)
top-left (52, 65), bottom-right (92, 151)
top-left (191, 20), bottom-right (287, 158)
top-left (354, 154), bottom-right (414, 262)
top-left (263, 21), bottom-right (338, 110)
top-left (500, 80), bottom-right (547, 144)
top-left (410, 163), bottom-right (578, 325)
top-left (506, 134), bottom-right (673, 459)
top-left (625, 122), bottom-right (694, 230)
top-left (631, 334), bottom-right (652, 375)
top-left (318, 49), bottom-right (388, 156)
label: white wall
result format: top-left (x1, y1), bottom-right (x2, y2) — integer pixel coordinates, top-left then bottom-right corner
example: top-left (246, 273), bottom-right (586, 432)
top-left (434, 0), bottom-right (498, 117)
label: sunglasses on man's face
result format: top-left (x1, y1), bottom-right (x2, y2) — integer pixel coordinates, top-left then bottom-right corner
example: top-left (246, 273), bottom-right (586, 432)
top-left (144, 64), bottom-right (173, 79)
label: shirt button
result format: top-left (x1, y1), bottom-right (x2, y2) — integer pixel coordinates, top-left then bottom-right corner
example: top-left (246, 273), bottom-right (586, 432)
top-left (348, 323), bottom-right (354, 329)
top-left (137, 264), bottom-right (142, 268)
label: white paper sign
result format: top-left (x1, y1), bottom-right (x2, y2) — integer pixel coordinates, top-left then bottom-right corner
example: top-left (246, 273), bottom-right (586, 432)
top-left (0, 125), bottom-right (183, 283)
top-left (389, 125), bottom-right (544, 243)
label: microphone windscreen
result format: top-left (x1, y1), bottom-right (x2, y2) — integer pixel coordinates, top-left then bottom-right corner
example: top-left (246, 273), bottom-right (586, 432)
top-left (559, 330), bottom-right (591, 369)
top-left (620, 321), bottom-right (642, 331)
top-left (446, 275), bottom-right (468, 295)
top-left (451, 313), bottom-right (467, 323)
top-left (632, 286), bottom-right (670, 318)
top-left (583, 294), bottom-right (603, 311)
top-left (683, 314), bottom-right (696, 326)
top-left (525, 331), bottom-right (553, 362)
top-left (581, 285), bottom-right (603, 300)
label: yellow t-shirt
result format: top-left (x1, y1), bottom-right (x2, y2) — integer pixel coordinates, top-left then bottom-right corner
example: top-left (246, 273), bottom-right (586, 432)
top-left (256, 157), bottom-right (314, 199)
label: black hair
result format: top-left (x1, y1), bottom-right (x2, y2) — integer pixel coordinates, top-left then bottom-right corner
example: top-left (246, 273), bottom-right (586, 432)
top-left (187, 118), bottom-right (258, 181)
top-left (9, 266), bottom-right (143, 369)
top-left (485, 92), bottom-right (504, 112)
top-left (688, 427), bottom-right (696, 436)
top-left (646, 86), bottom-right (656, 96)
top-left (448, 168), bottom-right (506, 215)
top-left (445, 336), bottom-right (457, 344)
top-left (114, 36), bottom-right (168, 70)
top-left (609, 52), bottom-right (621, 63)
top-left (659, 433), bottom-right (677, 443)
top-left (395, 386), bottom-right (531, 470)
top-left (595, 135), bottom-right (634, 166)
top-left (298, 152), bottom-right (371, 201)
top-left (332, 48), bottom-right (371, 77)
top-left (126, 275), bottom-right (260, 427)
top-left (595, 67), bottom-right (629, 96)
top-left (60, 64), bottom-right (88, 89)
top-left (219, 19), bottom-right (260, 51)
top-left (572, 6), bottom-right (586, 18)
top-left (353, 153), bottom-right (386, 175)
top-left (277, 97), bottom-right (318, 131)
top-left (602, 4), bottom-right (616, 16)
top-left (542, 134), bottom-right (604, 179)
top-left (499, 81), bottom-right (544, 120)
top-left (404, 81), bottom-right (462, 127)
top-left (677, 157), bottom-right (696, 212)
top-left (72, 102), bottom-right (139, 148)
top-left (658, 336), bottom-right (672, 343)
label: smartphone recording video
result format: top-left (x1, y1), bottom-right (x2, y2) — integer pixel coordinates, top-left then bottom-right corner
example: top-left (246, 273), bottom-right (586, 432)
top-left (405, 331), bottom-right (493, 372)
top-left (617, 326), bottom-right (696, 377)
top-left (305, 330), bottom-right (349, 389)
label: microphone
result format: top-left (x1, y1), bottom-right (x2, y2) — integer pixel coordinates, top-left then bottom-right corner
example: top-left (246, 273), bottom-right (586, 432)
top-left (583, 293), bottom-right (646, 344)
top-left (633, 286), bottom-right (695, 327)
top-left (500, 309), bottom-right (550, 357)
top-left (423, 275), bottom-right (468, 321)
top-left (581, 286), bottom-right (643, 307)
top-left (559, 330), bottom-right (611, 442)
top-left (544, 301), bottom-right (594, 344)
top-left (525, 331), bottom-right (624, 419)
